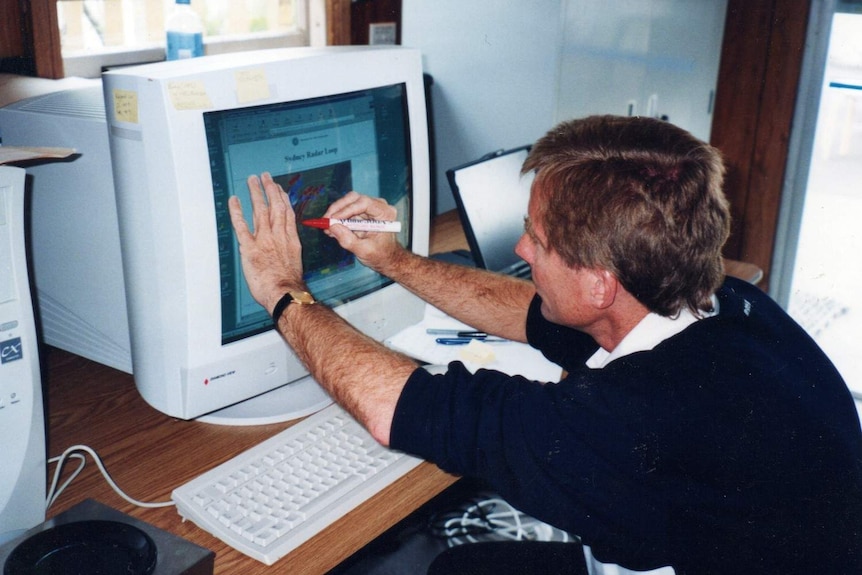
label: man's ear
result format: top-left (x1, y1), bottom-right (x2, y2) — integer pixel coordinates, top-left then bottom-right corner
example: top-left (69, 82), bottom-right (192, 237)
top-left (590, 269), bottom-right (619, 309)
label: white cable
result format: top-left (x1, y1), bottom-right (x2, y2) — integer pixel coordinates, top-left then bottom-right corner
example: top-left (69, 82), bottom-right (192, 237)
top-left (440, 496), bottom-right (571, 547)
top-left (47, 444), bottom-right (175, 510)
top-left (46, 452), bottom-right (87, 510)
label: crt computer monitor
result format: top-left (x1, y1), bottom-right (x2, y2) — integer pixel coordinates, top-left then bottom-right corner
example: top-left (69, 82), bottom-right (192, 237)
top-left (102, 47), bottom-right (430, 425)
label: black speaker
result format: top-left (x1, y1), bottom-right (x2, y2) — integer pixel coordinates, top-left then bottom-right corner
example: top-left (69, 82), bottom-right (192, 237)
top-left (0, 499), bottom-right (213, 575)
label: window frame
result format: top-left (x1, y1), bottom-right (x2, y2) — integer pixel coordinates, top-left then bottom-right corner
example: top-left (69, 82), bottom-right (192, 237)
top-left (59, 0), bottom-right (313, 78)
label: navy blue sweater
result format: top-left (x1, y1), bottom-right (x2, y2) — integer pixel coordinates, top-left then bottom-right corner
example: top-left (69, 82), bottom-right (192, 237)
top-left (390, 277), bottom-right (862, 574)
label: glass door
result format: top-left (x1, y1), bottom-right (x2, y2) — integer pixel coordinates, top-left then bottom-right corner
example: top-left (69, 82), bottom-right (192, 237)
top-left (778, 6), bottom-right (862, 398)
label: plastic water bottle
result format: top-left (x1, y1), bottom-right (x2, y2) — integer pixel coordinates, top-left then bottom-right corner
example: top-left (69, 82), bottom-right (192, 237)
top-left (166, 0), bottom-right (204, 60)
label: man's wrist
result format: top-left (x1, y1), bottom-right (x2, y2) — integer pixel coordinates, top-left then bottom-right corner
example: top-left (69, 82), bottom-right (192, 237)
top-left (375, 244), bottom-right (411, 279)
top-left (264, 283), bottom-right (304, 313)
top-left (270, 289), bottom-right (316, 325)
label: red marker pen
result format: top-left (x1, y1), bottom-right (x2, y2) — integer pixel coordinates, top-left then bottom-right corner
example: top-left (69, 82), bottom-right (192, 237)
top-left (301, 218), bottom-right (402, 233)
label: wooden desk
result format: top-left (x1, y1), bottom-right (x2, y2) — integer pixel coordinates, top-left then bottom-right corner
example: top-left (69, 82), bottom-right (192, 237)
top-left (45, 349), bottom-right (458, 574)
top-left (44, 210), bottom-right (762, 574)
top-left (430, 210), bottom-right (765, 285)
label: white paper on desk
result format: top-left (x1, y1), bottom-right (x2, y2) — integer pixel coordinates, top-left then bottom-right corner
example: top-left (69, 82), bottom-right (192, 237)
top-left (385, 305), bottom-right (563, 382)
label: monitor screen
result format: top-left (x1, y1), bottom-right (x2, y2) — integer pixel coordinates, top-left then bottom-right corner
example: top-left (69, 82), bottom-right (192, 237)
top-left (205, 84), bottom-right (413, 345)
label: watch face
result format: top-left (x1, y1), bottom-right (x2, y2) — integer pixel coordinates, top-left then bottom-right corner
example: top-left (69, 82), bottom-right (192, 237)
top-left (290, 291), bottom-right (316, 305)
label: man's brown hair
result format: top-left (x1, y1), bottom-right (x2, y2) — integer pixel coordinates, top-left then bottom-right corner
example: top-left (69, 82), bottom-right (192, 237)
top-left (523, 115), bottom-right (730, 316)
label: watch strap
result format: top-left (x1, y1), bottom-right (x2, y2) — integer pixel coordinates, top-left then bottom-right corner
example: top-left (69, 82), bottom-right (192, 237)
top-left (271, 292), bottom-right (295, 325)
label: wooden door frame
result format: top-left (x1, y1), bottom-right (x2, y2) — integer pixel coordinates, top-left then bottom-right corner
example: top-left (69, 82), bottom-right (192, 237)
top-left (710, 0), bottom-right (812, 291)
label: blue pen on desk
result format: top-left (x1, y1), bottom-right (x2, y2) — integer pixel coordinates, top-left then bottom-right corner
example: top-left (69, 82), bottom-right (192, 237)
top-left (435, 337), bottom-right (507, 345)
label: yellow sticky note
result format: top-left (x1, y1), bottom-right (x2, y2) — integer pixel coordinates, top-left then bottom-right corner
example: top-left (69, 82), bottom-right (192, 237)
top-left (236, 69), bottom-right (270, 104)
top-left (112, 89), bottom-right (139, 124)
top-left (167, 80), bottom-right (213, 111)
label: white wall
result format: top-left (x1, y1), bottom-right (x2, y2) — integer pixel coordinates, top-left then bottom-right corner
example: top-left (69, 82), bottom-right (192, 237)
top-left (402, 1), bottom-right (565, 214)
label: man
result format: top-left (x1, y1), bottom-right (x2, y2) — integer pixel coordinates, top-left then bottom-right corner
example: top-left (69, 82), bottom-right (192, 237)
top-left (229, 115), bottom-right (862, 574)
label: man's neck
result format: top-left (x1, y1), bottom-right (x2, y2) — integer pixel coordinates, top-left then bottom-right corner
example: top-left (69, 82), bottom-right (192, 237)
top-left (588, 296), bottom-right (651, 352)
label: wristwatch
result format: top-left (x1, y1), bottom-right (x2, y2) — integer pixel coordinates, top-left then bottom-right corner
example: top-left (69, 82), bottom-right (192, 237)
top-left (271, 290), bottom-right (316, 324)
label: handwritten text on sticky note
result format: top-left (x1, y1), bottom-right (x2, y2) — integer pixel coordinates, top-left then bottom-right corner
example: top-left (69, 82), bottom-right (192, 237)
top-left (236, 69), bottom-right (271, 104)
top-left (168, 80), bottom-right (213, 111)
top-left (112, 89), bottom-right (139, 123)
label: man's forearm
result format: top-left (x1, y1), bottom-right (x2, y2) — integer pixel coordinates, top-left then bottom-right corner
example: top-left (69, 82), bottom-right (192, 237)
top-left (377, 247), bottom-right (535, 342)
top-left (320, 193), bottom-right (534, 340)
top-left (276, 301), bottom-right (418, 446)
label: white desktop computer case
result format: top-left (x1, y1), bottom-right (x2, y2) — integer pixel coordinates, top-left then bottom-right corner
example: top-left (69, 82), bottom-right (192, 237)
top-left (0, 165), bottom-right (46, 544)
top-left (0, 82), bottom-right (132, 373)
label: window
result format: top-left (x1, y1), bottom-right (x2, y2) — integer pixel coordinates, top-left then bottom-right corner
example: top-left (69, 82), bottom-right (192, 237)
top-left (57, 0), bottom-right (311, 78)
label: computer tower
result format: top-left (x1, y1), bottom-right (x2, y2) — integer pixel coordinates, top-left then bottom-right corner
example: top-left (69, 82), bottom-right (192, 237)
top-left (0, 165), bottom-right (46, 545)
top-left (0, 82), bottom-right (132, 372)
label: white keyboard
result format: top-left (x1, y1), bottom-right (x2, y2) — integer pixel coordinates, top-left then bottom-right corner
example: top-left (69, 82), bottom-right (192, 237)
top-left (172, 403), bottom-right (424, 565)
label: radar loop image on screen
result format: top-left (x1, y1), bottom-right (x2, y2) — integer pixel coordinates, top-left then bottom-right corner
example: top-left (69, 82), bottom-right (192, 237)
top-left (274, 161), bottom-right (355, 284)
